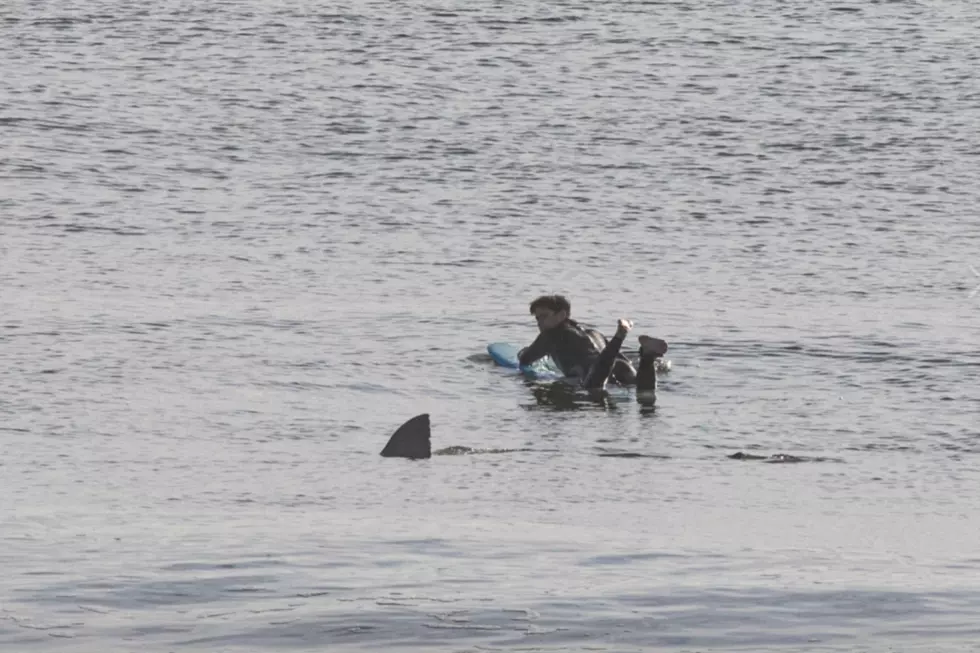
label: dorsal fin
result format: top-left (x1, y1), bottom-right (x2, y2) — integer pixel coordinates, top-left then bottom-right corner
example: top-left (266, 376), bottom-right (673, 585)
top-left (380, 413), bottom-right (431, 459)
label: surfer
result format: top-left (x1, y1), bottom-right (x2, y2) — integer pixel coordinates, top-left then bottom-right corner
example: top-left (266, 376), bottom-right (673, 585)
top-left (518, 294), bottom-right (664, 391)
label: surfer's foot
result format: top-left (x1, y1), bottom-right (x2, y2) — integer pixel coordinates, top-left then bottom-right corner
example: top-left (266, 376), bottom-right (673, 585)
top-left (638, 335), bottom-right (668, 361)
top-left (615, 319), bottom-right (633, 338)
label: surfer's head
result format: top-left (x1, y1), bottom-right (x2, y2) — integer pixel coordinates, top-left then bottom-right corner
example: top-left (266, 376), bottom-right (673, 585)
top-left (529, 294), bottom-right (570, 331)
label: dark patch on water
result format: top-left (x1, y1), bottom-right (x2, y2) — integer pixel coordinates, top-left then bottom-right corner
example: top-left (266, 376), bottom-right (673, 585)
top-left (727, 452), bottom-right (845, 464)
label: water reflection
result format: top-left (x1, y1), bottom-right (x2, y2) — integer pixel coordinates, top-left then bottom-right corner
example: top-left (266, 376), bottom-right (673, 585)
top-left (637, 389), bottom-right (658, 417)
top-left (521, 380), bottom-right (632, 412)
top-left (518, 378), bottom-right (664, 414)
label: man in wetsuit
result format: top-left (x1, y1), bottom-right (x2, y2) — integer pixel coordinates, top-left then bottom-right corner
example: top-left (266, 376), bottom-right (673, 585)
top-left (517, 294), bottom-right (661, 392)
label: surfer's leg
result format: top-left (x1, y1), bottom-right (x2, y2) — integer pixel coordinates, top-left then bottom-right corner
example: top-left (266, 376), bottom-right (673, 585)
top-left (635, 351), bottom-right (657, 393)
top-left (585, 327), bottom-right (637, 385)
top-left (635, 335), bottom-right (662, 392)
top-left (583, 320), bottom-right (632, 389)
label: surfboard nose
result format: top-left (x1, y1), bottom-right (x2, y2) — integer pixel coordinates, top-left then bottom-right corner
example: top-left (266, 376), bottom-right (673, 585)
top-left (380, 413), bottom-right (431, 459)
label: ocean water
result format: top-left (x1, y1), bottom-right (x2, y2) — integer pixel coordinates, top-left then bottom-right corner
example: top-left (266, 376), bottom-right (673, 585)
top-left (3, 0), bottom-right (980, 651)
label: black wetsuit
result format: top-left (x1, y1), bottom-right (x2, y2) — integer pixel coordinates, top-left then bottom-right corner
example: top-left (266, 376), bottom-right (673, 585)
top-left (518, 319), bottom-right (656, 390)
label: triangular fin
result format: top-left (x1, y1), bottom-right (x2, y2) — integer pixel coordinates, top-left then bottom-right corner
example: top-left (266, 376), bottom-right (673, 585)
top-left (380, 413), bottom-right (431, 459)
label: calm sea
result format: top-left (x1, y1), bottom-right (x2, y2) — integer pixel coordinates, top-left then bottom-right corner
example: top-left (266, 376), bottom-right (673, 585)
top-left (3, 1), bottom-right (980, 651)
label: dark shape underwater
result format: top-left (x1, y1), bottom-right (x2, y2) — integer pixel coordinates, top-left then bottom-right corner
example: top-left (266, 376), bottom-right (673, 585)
top-left (380, 413), bottom-right (432, 459)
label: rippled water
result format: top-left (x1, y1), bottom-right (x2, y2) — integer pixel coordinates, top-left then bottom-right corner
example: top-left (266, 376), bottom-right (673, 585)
top-left (3, 1), bottom-right (980, 651)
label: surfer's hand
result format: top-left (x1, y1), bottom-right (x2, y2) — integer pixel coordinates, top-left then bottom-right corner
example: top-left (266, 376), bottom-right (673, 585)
top-left (615, 319), bottom-right (633, 337)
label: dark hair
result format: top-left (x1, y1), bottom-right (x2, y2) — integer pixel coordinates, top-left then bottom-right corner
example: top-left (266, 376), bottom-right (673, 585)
top-left (529, 294), bottom-right (571, 315)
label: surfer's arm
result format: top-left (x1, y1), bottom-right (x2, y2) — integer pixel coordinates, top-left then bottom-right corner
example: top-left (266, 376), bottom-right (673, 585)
top-left (518, 332), bottom-right (550, 366)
